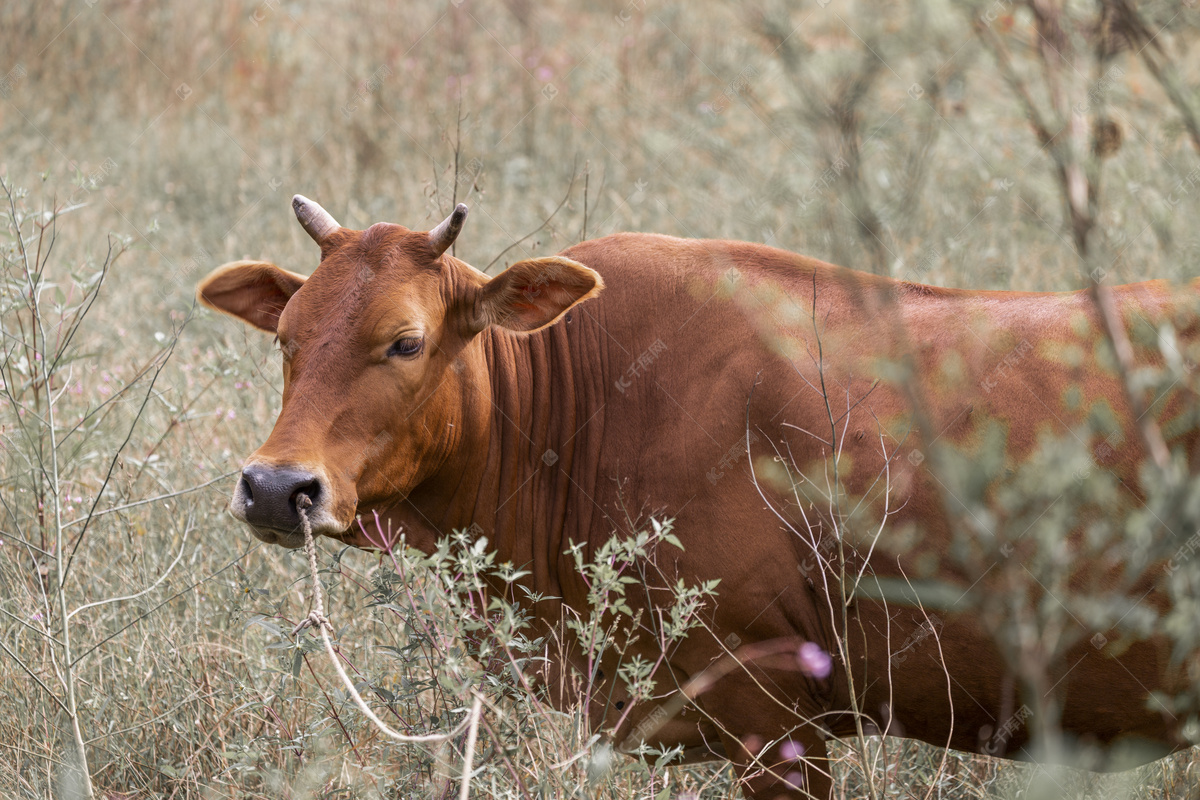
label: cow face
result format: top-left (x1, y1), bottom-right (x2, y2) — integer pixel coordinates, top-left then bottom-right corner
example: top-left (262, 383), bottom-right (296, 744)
top-left (197, 196), bottom-right (602, 548)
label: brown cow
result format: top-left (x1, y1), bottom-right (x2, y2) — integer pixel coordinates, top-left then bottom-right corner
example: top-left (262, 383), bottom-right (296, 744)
top-left (198, 196), bottom-right (1199, 799)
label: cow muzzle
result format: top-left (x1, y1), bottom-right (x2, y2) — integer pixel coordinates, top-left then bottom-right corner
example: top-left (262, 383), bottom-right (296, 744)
top-left (231, 462), bottom-right (344, 548)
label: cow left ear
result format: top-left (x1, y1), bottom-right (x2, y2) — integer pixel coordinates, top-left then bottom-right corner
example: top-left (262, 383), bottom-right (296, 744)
top-left (196, 260), bottom-right (307, 333)
top-left (474, 256), bottom-right (604, 333)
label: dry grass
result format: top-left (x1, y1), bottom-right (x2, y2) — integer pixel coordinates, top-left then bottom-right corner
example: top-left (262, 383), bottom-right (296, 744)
top-left (3, 0), bottom-right (1200, 797)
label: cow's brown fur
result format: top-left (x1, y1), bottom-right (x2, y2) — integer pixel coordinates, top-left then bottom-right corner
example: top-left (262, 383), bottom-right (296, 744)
top-left (199, 213), bottom-right (1200, 799)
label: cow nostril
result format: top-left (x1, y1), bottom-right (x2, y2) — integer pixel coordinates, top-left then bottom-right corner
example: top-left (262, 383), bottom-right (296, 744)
top-left (239, 466), bottom-right (322, 530)
top-left (290, 480), bottom-right (322, 514)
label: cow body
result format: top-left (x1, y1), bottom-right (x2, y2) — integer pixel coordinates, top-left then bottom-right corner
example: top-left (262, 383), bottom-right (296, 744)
top-left (441, 234), bottom-right (1186, 794)
top-left (199, 199), bottom-right (1199, 799)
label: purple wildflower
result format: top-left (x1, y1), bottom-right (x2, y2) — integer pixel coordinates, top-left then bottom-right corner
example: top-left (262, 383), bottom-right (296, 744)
top-left (780, 739), bottom-right (806, 760)
top-left (797, 641), bottom-right (832, 678)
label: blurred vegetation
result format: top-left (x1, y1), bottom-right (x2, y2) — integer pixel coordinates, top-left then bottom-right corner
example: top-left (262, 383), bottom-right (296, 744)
top-left (4, 0), bottom-right (1200, 797)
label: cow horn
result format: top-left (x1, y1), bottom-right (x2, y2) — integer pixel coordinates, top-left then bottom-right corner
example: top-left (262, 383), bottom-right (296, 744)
top-left (429, 203), bottom-right (469, 257)
top-left (292, 194), bottom-right (340, 244)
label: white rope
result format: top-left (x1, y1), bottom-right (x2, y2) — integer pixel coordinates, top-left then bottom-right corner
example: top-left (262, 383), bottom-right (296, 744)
top-left (293, 495), bottom-right (483, 763)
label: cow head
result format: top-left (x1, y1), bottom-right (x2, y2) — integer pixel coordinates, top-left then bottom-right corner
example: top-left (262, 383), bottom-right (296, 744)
top-left (197, 196), bottom-right (603, 549)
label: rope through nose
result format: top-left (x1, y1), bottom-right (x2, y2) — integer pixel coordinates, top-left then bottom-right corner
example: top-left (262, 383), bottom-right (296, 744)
top-left (292, 494), bottom-right (330, 637)
top-left (291, 493), bottom-right (482, 749)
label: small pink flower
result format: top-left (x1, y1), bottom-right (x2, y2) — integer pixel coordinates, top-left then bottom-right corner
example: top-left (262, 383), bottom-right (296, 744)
top-left (784, 771), bottom-right (805, 790)
top-left (797, 642), bottom-right (832, 679)
top-left (226, 409), bottom-right (236, 420)
top-left (536, 65), bottom-right (553, 82)
top-left (780, 739), bottom-right (806, 760)
top-left (30, 612), bottom-right (43, 622)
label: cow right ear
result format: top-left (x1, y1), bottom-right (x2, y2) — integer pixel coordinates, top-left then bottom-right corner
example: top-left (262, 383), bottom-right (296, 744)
top-left (470, 256), bottom-right (603, 333)
top-left (196, 260), bottom-right (307, 333)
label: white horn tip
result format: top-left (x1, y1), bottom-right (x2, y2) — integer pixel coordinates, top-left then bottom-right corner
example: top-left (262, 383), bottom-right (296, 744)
top-left (292, 194), bottom-right (340, 243)
top-left (429, 203), bottom-right (470, 256)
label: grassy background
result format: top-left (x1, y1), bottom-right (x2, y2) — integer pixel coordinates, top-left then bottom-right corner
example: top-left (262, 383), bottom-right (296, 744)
top-left (3, 0), bottom-right (1200, 796)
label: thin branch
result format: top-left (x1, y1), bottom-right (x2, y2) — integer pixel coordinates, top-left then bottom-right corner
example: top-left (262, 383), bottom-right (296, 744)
top-left (63, 329), bottom-right (181, 583)
top-left (68, 521), bottom-right (191, 621)
top-left (0, 605), bottom-right (63, 647)
top-left (72, 543), bottom-right (260, 667)
top-left (0, 637), bottom-right (71, 716)
top-left (485, 167), bottom-right (578, 272)
top-left (60, 471), bottom-right (236, 530)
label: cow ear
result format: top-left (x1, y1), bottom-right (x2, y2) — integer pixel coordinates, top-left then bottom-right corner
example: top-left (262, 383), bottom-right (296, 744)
top-left (475, 257), bottom-right (603, 333)
top-left (196, 260), bottom-right (307, 333)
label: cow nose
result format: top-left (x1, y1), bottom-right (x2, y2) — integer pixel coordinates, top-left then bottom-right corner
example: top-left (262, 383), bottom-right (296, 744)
top-left (238, 464), bottom-right (323, 531)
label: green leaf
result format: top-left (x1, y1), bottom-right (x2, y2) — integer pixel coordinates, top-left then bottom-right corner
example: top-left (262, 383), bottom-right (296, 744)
top-left (246, 615), bottom-right (286, 638)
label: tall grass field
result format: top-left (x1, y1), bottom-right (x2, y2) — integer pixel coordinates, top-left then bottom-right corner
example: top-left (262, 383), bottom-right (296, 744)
top-left (4, 0), bottom-right (1200, 797)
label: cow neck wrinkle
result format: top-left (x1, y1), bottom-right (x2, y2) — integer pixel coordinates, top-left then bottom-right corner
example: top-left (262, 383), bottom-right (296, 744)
top-left (473, 315), bottom-right (605, 598)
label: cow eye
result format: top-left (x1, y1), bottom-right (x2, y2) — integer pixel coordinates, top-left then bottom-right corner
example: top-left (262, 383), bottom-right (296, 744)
top-left (388, 337), bottom-right (424, 358)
